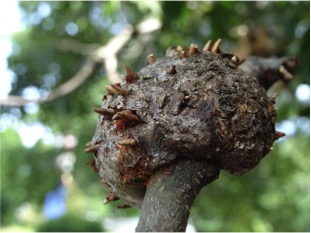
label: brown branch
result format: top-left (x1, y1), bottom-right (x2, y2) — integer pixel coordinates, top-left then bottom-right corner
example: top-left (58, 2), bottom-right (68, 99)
top-left (0, 18), bottom-right (162, 107)
top-left (0, 95), bottom-right (30, 106)
top-left (93, 25), bottom-right (134, 83)
top-left (44, 58), bottom-right (99, 102)
top-left (0, 58), bottom-right (99, 106)
top-left (57, 38), bottom-right (101, 55)
top-left (240, 56), bottom-right (299, 90)
top-left (0, 26), bottom-right (134, 107)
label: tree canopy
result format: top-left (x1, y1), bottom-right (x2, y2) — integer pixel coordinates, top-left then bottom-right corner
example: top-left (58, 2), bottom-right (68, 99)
top-left (1, 1), bottom-right (309, 232)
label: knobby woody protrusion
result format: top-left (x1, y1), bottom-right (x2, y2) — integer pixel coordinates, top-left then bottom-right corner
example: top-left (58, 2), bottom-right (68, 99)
top-left (123, 64), bottom-right (139, 83)
top-left (103, 192), bottom-right (120, 204)
top-left (94, 108), bottom-right (117, 116)
top-left (231, 56), bottom-right (239, 65)
top-left (167, 65), bottom-right (177, 75)
top-left (279, 65), bottom-right (293, 81)
top-left (112, 110), bottom-right (143, 123)
top-left (111, 83), bottom-right (128, 96)
top-left (84, 144), bottom-right (100, 153)
top-left (230, 54), bottom-right (245, 66)
top-left (189, 43), bottom-right (199, 56)
top-left (85, 141), bottom-right (93, 147)
top-left (147, 54), bottom-right (156, 65)
top-left (105, 85), bottom-right (117, 95)
top-left (203, 39), bottom-right (212, 52)
top-left (274, 131), bottom-right (286, 140)
top-left (180, 51), bottom-right (187, 59)
top-left (211, 38), bottom-right (222, 54)
top-left (176, 45), bottom-right (183, 51)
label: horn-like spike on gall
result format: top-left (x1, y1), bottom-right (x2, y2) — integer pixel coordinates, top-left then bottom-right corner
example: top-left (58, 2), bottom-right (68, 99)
top-left (112, 110), bottom-right (143, 123)
top-left (85, 141), bottom-right (93, 147)
top-left (147, 54), bottom-right (156, 65)
top-left (167, 65), bottom-right (177, 75)
top-left (105, 85), bottom-right (117, 95)
top-left (203, 39), bottom-right (212, 51)
top-left (231, 56), bottom-right (239, 65)
top-left (111, 83), bottom-right (128, 96)
top-left (103, 192), bottom-right (119, 204)
top-left (274, 131), bottom-right (286, 140)
top-left (94, 108), bottom-right (117, 116)
top-left (279, 65), bottom-right (293, 80)
top-left (189, 43), bottom-right (199, 56)
top-left (176, 45), bottom-right (183, 51)
top-left (123, 64), bottom-right (139, 83)
top-left (180, 51), bottom-right (187, 59)
top-left (211, 38), bottom-right (222, 54)
top-left (84, 144), bottom-right (100, 153)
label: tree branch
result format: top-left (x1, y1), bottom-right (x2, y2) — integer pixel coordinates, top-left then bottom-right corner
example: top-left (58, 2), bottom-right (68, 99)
top-left (1, 18), bottom-right (163, 107)
top-left (0, 58), bottom-right (99, 106)
top-left (136, 160), bottom-right (220, 232)
top-left (239, 56), bottom-right (299, 90)
top-left (44, 58), bottom-right (99, 102)
top-left (0, 26), bottom-right (134, 106)
top-left (57, 38), bottom-right (101, 55)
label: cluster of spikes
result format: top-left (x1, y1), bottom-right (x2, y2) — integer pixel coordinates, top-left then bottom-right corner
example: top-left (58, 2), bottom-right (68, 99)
top-left (156, 39), bottom-right (245, 75)
top-left (84, 38), bottom-right (286, 205)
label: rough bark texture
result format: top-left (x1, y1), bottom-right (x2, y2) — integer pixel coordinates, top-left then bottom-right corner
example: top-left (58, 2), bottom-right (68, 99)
top-left (85, 40), bottom-right (296, 232)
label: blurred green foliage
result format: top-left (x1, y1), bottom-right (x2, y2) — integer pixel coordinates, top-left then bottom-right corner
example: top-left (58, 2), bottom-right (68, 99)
top-left (1, 1), bottom-right (309, 232)
top-left (36, 213), bottom-right (103, 232)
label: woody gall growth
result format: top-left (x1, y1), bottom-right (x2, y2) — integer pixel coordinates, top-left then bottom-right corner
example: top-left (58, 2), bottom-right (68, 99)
top-left (85, 39), bottom-right (297, 232)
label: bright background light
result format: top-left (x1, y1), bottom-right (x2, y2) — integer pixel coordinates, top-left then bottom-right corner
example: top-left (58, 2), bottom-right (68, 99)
top-left (0, 0), bottom-right (23, 36)
top-left (295, 84), bottom-right (310, 104)
top-left (0, 0), bottom-right (24, 98)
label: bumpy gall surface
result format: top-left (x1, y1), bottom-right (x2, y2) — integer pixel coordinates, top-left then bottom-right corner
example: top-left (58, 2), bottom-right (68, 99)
top-left (87, 42), bottom-right (278, 207)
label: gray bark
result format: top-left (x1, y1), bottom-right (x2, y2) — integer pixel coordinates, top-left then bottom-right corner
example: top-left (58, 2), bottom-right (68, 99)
top-left (136, 160), bottom-right (219, 232)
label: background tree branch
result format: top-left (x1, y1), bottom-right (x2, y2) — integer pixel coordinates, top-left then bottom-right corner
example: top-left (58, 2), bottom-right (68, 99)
top-left (0, 19), bottom-right (162, 107)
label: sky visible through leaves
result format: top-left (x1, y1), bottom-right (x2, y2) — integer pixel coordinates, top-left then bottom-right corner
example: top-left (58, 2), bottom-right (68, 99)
top-left (0, 1), bottom-right (309, 232)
